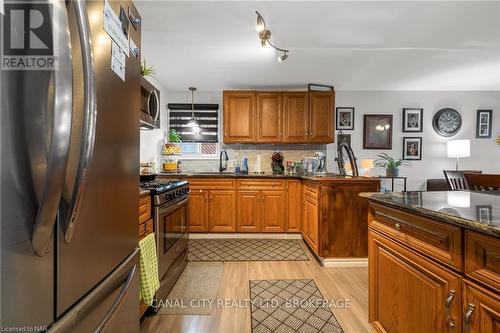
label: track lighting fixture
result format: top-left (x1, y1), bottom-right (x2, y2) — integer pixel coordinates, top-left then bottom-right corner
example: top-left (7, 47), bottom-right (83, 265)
top-left (255, 11), bottom-right (289, 62)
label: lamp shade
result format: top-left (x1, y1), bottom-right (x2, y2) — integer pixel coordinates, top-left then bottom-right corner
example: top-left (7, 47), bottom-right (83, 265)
top-left (360, 159), bottom-right (374, 169)
top-left (447, 140), bottom-right (470, 158)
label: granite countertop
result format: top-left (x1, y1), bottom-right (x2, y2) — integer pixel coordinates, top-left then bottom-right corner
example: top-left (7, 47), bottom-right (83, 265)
top-left (361, 191), bottom-right (500, 237)
top-left (157, 172), bottom-right (379, 183)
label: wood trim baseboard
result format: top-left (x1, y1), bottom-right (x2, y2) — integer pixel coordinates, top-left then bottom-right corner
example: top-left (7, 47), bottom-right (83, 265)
top-left (188, 233), bottom-right (303, 239)
top-left (319, 257), bottom-right (368, 267)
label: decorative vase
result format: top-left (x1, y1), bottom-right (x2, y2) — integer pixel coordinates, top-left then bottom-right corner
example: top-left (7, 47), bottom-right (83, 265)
top-left (386, 167), bottom-right (399, 177)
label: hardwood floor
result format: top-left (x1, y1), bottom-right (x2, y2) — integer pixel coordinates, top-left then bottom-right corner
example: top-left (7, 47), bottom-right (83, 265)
top-left (141, 243), bottom-right (370, 333)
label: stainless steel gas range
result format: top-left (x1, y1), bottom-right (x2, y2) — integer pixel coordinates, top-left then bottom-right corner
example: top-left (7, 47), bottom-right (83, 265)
top-left (140, 179), bottom-right (189, 305)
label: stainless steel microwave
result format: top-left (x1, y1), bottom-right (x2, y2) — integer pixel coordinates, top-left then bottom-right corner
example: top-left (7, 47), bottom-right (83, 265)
top-left (140, 77), bottom-right (160, 129)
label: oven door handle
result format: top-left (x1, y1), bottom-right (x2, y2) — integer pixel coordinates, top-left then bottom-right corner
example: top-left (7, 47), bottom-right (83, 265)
top-left (158, 196), bottom-right (189, 215)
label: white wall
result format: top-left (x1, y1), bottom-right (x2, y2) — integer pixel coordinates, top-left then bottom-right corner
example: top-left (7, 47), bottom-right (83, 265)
top-left (139, 76), bottom-right (167, 162)
top-left (327, 91), bottom-right (500, 191)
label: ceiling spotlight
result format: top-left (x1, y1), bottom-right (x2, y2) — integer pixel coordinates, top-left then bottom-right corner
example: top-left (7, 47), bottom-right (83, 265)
top-left (255, 11), bottom-right (290, 62)
top-left (256, 12), bottom-right (266, 32)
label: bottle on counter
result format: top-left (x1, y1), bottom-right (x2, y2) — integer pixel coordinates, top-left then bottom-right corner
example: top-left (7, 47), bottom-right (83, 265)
top-left (234, 152), bottom-right (241, 174)
top-left (241, 154), bottom-right (249, 175)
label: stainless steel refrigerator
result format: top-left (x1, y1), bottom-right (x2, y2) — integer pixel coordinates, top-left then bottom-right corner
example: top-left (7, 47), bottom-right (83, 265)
top-left (1, 0), bottom-right (141, 331)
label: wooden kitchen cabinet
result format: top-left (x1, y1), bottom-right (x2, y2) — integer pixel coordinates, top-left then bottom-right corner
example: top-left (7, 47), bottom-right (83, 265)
top-left (256, 93), bottom-right (282, 143)
top-left (261, 190), bottom-right (286, 232)
top-left (209, 190), bottom-right (236, 232)
top-left (282, 92), bottom-right (310, 143)
top-left (286, 180), bottom-right (302, 232)
top-left (309, 91), bottom-right (334, 143)
top-left (187, 189), bottom-right (209, 232)
top-left (236, 189), bottom-right (286, 232)
top-left (237, 191), bottom-right (261, 232)
top-left (303, 192), bottom-right (319, 253)
top-left (369, 230), bottom-right (462, 333)
top-left (223, 91), bottom-right (256, 143)
top-left (462, 280), bottom-right (500, 333)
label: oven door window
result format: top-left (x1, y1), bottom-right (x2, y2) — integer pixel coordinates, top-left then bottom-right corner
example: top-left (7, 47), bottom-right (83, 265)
top-left (161, 204), bottom-right (187, 254)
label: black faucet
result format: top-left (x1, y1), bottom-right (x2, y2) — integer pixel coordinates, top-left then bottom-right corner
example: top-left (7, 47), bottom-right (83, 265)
top-left (219, 149), bottom-right (228, 173)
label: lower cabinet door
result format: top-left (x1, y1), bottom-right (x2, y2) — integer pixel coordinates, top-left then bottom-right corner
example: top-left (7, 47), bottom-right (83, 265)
top-left (368, 230), bottom-right (462, 333)
top-left (188, 190), bottom-right (209, 232)
top-left (261, 190), bottom-right (286, 232)
top-left (286, 180), bottom-right (302, 232)
top-left (237, 191), bottom-right (261, 232)
top-left (463, 279), bottom-right (500, 333)
top-left (304, 195), bottom-right (319, 252)
top-left (209, 190), bottom-right (236, 232)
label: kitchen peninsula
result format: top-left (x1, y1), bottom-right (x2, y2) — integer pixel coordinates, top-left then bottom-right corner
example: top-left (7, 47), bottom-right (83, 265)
top-left (159, 173), bottom-right (380, 265)
top-left (362, 191), bottom-right (500, 333)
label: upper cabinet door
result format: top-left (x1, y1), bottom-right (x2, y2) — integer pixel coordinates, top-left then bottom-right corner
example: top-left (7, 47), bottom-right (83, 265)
top-left (223, 92), bottom-right (256, 143)
top-left (309, 91), bottom-right (335, 143)
top-left (282, 92), bottom-right (310, 143)
top-left (256, 93), bottom-right (282, 143)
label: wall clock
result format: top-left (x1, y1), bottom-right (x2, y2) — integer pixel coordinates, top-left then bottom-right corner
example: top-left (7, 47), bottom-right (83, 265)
top-left (432, 108), bottom-right (462, 137)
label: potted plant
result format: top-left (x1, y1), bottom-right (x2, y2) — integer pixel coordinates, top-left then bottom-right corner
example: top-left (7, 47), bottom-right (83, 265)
top-left (374, 153), bottom-right (411, 177)
top-left (162, 129), bottom-right (182, 155)
top-left (140, 59), bottom-right (155, 77)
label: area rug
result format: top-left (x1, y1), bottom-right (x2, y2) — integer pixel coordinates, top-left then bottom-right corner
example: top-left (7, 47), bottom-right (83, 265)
top-left (188, 239), bottom-right (309, 262)
top-left (249, 279), bottom-right (344, 333)
top-left (157, 262), bottom-right (223, 315)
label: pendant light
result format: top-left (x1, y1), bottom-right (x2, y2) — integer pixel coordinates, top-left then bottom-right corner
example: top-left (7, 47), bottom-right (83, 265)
top-left (186, 87), bottom-right (201, 134)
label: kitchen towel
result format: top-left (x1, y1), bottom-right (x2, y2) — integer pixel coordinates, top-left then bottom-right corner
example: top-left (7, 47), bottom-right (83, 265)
top-left (139, 233), bottom-right (160, 306)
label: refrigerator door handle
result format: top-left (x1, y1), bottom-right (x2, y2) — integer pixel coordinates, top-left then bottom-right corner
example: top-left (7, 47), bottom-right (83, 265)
top-left (94, 264), bottom-right (137, 333)
top-left (64, 0), bottom-right (97, 243)
top-left (31, 0), bottom-right (73, 257)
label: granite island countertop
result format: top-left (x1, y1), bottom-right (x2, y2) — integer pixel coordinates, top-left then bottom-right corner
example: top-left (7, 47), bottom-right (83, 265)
top-left (360, 191), bottom-right (500, 237)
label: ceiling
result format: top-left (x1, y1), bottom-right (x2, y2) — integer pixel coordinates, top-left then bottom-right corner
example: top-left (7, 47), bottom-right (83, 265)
top-left (136, 1), bottom-right (500, 91)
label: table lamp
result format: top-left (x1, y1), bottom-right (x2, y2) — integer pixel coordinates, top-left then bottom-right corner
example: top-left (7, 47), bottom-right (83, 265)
top-left (447, 140), bottom-right (470, 170)
top-left (360, 159), bottom-right (374, 176)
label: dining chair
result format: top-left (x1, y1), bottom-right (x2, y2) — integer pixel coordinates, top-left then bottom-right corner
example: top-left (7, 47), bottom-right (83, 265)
top-left (464, 173), bottom-right (500, 191)
top-left (443, 170), bottom-right (482, 190)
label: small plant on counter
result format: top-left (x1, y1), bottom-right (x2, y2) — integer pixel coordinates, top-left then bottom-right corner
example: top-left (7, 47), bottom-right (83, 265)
top-left (374, 153), bottom-right (411, 177)
top-left (162, 129), bottom-right (182, 155)
top-left (140, 59), bottom-right (155, 77)
top-left (168, 129), bottom-right (182, 143)
top-left (497, 134), bottom-right (500, 145)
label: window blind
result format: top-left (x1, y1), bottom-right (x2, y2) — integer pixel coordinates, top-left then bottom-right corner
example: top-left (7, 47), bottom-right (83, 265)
top-left (167, 103), bottom-right (219, 142)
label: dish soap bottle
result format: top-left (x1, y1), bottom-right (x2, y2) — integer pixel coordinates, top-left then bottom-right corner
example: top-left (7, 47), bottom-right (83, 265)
top-left (241, 154), bottom-right (249, 175)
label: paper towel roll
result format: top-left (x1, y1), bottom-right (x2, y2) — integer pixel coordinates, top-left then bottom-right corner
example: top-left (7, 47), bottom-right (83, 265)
top-left (254, 153), bottom-right (262, 173)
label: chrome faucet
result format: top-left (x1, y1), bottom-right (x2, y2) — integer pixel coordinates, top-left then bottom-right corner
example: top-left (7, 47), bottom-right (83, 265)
top-left (219, 149), bottom-right (228, 173)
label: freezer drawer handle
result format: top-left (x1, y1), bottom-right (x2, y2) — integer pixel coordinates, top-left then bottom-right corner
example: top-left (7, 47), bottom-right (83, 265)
top-left (31, 0), bottom-right (73, 256)
top-left (94, 264), bottom-right (137, 333)
top-left (63, 0), bottom-right (98, 244)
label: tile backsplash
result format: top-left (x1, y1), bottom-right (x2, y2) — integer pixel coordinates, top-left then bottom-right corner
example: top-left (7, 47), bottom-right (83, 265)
top-left (180, 144), bottom-right (326, 173)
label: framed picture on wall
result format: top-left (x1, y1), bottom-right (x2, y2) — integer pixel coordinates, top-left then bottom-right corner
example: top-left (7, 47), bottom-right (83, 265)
top-left (402, 137), bottom-right (422, 160)
top-left (476, 109), bottom-right (492, 138)
top-left (363, 115), bottom-right (393, 149)
top-left (402, 108), bottom-right (423, 132)
top-left (336, 107), bottom-right (355, 130)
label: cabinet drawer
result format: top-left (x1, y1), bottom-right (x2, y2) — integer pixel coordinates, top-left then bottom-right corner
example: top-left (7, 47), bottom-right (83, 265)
top-left (188, 178), bottom-right (236, 189)
top-left (465, 230), bottom-right (500, 292)
top-left (237, 179), bottom-right (285, 190)
top-left (369, 203), bottom-right (462, 271)
top-left (139, 195), bottom-right (151, 223)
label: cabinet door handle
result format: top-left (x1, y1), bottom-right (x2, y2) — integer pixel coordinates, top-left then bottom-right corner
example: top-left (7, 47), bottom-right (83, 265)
top-left (395, 223), bottom-right (401, 230)
top-left (464, 303), bottom-right (475, 333)
top-left (445, 289), bottom-right (456, 328)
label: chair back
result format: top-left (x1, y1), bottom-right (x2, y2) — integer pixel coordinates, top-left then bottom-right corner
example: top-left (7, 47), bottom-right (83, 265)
top-left (464, 173), bottom-right (500, 191)
top-left (443, 170), bottom-right (482, 190)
